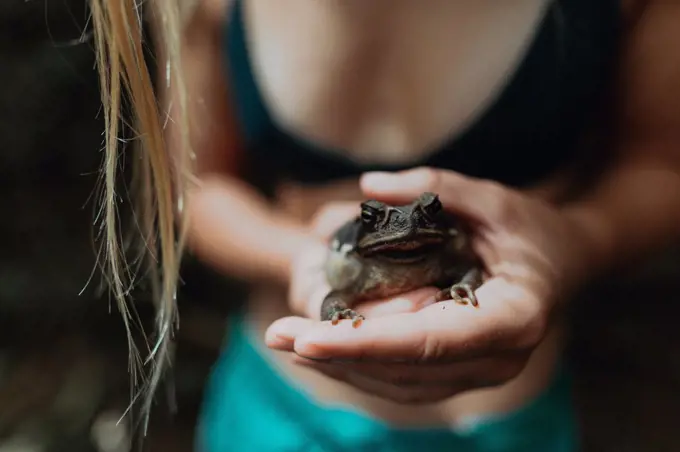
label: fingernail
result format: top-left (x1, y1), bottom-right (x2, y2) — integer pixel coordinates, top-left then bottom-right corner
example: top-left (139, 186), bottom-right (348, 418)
top-left (361, 172), bottom-right (398, 190)
top-left (266, 316), bottom-right (312, 338)
top-left (362, 169), bottom-right (430, 192)
top-left (264, 318), bottom-right (302, 349)
top-left (265, 324), bottom-right (294, 340)
top-left (265, 336), bottom-right (294, 351)
top-left (294, 330), bottom-right (341, 359)
top-left (295, 343), bottom-right (330, 360)
top-left (264, 328), bottom-right (293, 350)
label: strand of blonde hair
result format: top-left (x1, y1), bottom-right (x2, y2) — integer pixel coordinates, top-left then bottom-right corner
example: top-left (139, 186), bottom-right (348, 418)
top-left (89, 0), bottom-right (195, 434)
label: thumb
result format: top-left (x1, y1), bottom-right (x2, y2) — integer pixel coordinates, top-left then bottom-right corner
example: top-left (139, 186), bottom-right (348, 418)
top-left (360, 167), bottom-right (513, 227)
top-left (309, 202), bottom-right (360, 240)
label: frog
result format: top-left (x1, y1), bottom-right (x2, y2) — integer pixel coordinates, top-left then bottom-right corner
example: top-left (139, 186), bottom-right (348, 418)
top-left (321, 192), bottom-right (484, 327)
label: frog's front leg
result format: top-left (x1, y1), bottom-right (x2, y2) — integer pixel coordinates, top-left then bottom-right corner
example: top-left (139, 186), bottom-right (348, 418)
top-left (320, 290), bottom-right (365, 327)
top-left (435, 268), bottom-right (483, 307)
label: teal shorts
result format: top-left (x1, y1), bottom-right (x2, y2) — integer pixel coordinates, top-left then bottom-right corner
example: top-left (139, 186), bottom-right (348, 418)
top-left (197, 316), bottom-right (579, 451)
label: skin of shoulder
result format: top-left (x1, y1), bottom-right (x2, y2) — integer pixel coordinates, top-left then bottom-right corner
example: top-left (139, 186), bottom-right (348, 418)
top-left (617, 0), bottom-right (680, 151)
top-left (153, 0), bottom-right (242, 177)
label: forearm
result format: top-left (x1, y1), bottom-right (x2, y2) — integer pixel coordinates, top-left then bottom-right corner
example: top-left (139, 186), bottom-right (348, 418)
top-left (187, 174), bottom-right (310, 285)
top-left (153, 2), bottom-right (303, 283)
top-left (564, 147), bottom-right (680, 273)
top-left (564, 2), bottom-right (680, 274)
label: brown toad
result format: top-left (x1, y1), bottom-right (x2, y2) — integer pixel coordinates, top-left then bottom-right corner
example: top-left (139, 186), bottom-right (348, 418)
top-left (321, 192), bottom-right (483, 326)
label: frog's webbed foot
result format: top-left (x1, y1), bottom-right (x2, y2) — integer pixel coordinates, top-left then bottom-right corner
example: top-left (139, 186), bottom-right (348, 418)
top-left (330, 309), bottom-right (365, 327)
top-left (434, 284), bottom-right (477, 306)
top-left (449, 283), bottom-right (479, 307)
top-left (434, 268), bottom-right (483, 307)
top-left (320, 291), bottom-right (365, 327)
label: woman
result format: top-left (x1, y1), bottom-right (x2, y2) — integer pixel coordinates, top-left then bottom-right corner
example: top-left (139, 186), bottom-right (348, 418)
top-left (91, 0), bottom-right (680, 450)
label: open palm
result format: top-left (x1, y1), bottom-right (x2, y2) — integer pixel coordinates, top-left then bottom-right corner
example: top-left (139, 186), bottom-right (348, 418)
top-left (268, 168), bottom-right (593, 404)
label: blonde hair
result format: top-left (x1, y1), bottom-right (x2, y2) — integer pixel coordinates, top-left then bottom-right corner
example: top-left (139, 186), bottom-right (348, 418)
top-left (89, 0), bottom-right (194, 432)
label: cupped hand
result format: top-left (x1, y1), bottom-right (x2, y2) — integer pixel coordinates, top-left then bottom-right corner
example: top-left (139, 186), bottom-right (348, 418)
top-left (268, 167), bottom-right (594, 404)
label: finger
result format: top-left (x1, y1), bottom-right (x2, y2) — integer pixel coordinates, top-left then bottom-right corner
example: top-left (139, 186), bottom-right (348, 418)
top-left (297, 362), bottom-right (464, 405)
top-left (357, 287), bottom-right (440, 318)
top-left (271, 287), bottom-right (439, 350)
top-left (360, 167), bottom-right (516, 227)
top-left (296, 284), bottom-right (431, 324)
top-left (265, 316), bottom-right (316, 352)
top-left (276, 278), bottom-right (544, 363)
top-left (309, 202), bottom-right (360, 240)
top-left (287, 241), bottom-right (332, 318)
top-left (292, 353), bottom-right (525, 388)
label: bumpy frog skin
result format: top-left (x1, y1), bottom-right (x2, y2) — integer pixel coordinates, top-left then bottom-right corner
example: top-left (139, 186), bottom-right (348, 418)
top-left (321, 192), bottom-right (484, 327)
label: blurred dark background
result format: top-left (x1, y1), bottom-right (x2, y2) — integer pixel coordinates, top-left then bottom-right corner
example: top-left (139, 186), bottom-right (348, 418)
top-left (0, 1), bottom-right (232, 450)
top-left (0, 1), bottom-right (679, 451)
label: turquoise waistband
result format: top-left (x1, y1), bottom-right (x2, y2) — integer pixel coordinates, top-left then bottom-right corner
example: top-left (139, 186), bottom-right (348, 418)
top-left (197, 315), bottom-right (579, 451)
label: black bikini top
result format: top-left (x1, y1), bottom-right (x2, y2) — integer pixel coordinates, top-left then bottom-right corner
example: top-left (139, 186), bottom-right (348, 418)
top-left (224, 0), bottom-right (620, 189)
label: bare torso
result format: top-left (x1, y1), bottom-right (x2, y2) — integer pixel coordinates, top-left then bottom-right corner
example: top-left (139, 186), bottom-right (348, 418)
top-left (243, 0), bottom-right (549, 164)
top-left (220, 0), bottom-right (591, 427)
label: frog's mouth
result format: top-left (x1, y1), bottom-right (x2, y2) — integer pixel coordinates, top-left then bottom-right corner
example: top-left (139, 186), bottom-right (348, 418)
top-left (363, 239), bottom-right (445, 263)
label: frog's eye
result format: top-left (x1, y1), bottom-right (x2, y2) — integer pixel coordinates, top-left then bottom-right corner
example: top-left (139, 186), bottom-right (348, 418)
top-left (420, 193), bottom-right (442, 218)
top-left (360, 200), bottom-right (384, 225)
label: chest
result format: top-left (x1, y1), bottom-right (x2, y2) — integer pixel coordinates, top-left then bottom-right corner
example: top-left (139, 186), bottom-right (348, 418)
top-left (242, 0), bottom-right (550, 165)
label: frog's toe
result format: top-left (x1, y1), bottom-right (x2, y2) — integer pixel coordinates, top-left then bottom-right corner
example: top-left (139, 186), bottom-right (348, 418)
top-left (350, 312), bottom-right (365, 328)
top-left (450, 284), bottom-right (479, 307)
top-left (330, 309), bottom-right (364, 327)
top-left (451, 293), bottom-right (469, 305)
